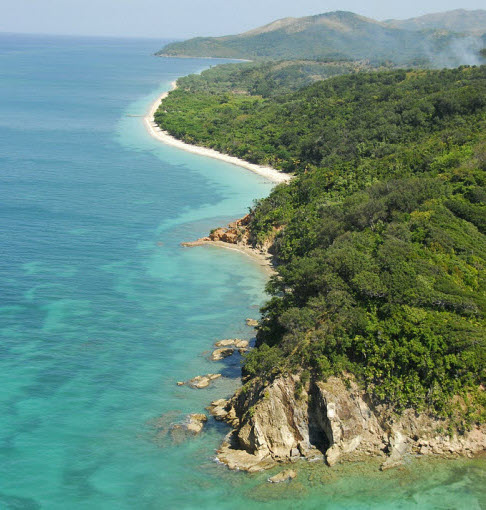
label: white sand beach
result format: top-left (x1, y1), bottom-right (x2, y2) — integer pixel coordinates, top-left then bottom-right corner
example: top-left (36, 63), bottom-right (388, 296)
top-left (143, 82), bottom-right (293, 184)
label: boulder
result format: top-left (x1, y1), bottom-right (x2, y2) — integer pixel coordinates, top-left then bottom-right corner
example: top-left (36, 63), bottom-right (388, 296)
top-left (221, 229), bottom-right (238, 244)
top-left (188, 375), bottom-right (210, 389)
top-left (185, 413), bottom-right (208, 434)
top-left (217, 432), bottom-right (276, 472)
top-left (188, 374), bottom-right (221, 388)
top-left (380, 431), bottom-right (408, 470)
top-left (180, 237), bottom-right (211, 247)
top-left (209, 228), bottom-right (226, 242)
top-left (246, 318), bottom-right (258, 327)
top-left (210, 347), bottom-right (235, 361)
top-left (208, 399), bottom-right (230, 421)
top-left (214, 339), bottom-right (249, 349)
top-left (215, 339), bottom-right (239, 347)
top-left (380, 452), bottom-right (404, 470)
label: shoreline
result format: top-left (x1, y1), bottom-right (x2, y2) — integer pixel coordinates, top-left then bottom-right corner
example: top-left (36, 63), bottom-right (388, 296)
top-left (143, 82), bottom-right (292, 185)
top-left (156, 54), bottom-right (252, 62)
top-left (144, 73), bottom-right (486, 479)
top-left (182, 239), bottom-right (275, 275)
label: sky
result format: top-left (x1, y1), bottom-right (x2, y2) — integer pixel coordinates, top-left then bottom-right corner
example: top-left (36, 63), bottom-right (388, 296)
top-left (1, 0), bottom-right (485, 39)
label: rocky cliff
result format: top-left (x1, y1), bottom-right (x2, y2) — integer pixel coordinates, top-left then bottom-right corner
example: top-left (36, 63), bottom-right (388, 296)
top-left (195, 217), bottom-right (485, 472)
top-left (210, 374), bottom-right (485, 472)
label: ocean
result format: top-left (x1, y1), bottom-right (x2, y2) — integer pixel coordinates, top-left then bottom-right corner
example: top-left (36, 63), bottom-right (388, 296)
top-left (0, 33), bottom-right (484, 509)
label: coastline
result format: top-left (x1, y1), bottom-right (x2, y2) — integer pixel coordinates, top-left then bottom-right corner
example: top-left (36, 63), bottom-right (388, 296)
top-left (143, 82), bottom-right (292, 185)
top-left (142, 68), bottom-right (486, 480)
top-left (156, 54), bottom-right (252, 62)
top-left (182, 238), bottom-right (275, 275)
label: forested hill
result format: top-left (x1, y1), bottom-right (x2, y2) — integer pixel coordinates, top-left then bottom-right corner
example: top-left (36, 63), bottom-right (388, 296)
top-left (157, 10), bottom-right (486, 66)
top-left (165, 59), bottom-right (394, 98)
top-left (157, 66), bottom-right (486, 425)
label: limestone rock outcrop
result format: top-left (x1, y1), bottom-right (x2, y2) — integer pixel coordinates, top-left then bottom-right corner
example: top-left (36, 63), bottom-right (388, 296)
top-left (182, 214), bottom-right (252, 247)
top-left (208, 215), bottom-right (250, 244)
top-left (215, 374), bottom-right (486, 472)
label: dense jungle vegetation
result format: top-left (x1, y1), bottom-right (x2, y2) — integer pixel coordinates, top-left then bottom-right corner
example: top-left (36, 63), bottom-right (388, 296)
top-left (156, 66), bottom-right (486, 427)
top-left (168, 59), bottom-right (394, 98)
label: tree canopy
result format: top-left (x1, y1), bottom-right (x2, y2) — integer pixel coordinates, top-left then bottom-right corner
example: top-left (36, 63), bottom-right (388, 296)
top-left (156, 65), bottom-right (486, 428)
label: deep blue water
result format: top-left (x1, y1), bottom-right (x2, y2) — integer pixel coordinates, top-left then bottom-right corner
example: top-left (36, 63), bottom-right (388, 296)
top-left (0, 33), bottom-right (484, 510)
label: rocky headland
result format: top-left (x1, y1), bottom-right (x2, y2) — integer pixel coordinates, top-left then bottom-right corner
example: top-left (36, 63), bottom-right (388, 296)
top-left (209, 374), bottom-right (485, 472)
top-left (181, 215), bottom-right (485, 473)
top-left (181, 214), bottom-right (275, 273)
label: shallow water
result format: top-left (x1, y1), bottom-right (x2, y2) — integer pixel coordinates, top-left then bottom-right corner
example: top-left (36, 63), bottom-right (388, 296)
top-left (0, 33), bottom-right (484, 509)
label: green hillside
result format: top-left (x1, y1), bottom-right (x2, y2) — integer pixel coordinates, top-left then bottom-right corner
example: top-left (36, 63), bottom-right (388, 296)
top-left (157, 10), bottom-right (485, 66)
top-left (166, 59), bottom-right (394, 99)
top-left (157, 66), bottom-right (486, 425)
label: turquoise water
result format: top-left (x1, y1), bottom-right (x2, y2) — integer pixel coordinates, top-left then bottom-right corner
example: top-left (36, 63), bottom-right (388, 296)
top-left (0, 34), bottom-right (484, 509)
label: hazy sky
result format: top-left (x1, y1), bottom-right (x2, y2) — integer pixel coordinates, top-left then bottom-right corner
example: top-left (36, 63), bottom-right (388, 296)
top-left (1, 0), bottom-right (485, 39)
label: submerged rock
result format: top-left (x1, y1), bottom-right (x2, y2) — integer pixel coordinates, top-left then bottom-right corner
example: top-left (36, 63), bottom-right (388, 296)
top-left (268, 469), bottom-right (297, 483)
top-left (148, 410), bottom-right (182, 443)
top-left (149, 410), bottom-right (208, 445)
top-left (170, 413), bottom-right (208, 442)
top-left (180, 237), bottom-right (211, 247)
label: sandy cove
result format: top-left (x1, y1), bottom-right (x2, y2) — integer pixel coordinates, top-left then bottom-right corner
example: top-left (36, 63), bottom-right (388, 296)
top-left (143, 82), bottom-right (292, 185)
top-left (143, 81), bottom-right (281, 269)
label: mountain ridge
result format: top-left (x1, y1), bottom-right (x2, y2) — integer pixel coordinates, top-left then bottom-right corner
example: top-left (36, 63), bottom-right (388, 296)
top-left (157, 10), bottom-right (486, 65)
top-left (384, 8), bottom-right (486, 35)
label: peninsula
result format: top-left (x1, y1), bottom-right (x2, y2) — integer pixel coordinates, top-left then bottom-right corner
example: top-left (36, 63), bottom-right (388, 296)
top-left (152, 9), bottom-right (486, 471)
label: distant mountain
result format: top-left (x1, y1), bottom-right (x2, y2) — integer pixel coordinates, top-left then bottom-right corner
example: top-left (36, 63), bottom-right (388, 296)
top-left (157, 10), bottom-right (485, 66)
top-left (384, 9), bottom-right (486, 35)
